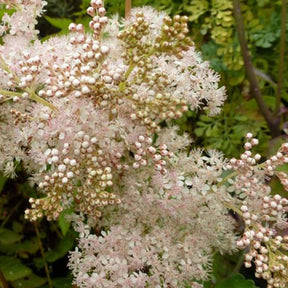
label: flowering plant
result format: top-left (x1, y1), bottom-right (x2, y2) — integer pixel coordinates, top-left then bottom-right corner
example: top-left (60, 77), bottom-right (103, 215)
top-left (0, 1), bottom-right (288, 287)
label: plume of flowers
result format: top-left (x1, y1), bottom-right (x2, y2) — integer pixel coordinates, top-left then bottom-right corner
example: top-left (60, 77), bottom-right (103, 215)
top-left (0, 1), bottom-right (288, 287)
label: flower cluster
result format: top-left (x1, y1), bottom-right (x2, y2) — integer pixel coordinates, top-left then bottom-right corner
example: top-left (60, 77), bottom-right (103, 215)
top-left (226, 134), bottom-right (288, 288)
top-left (1, 1), bottom-right (288, 287)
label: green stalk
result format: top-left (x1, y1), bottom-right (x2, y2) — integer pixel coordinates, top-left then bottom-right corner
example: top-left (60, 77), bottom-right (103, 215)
top-left (0, 55), bottom-right (11, 73)
top-left (0, 89), bottom-right (23, 97)
top-left (0, 88), bottom-right (56, 110)
top-left (29, 90), bottom-right (57, 110)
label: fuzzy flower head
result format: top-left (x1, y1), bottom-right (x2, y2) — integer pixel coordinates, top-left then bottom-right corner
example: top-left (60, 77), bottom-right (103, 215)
top-left (0, 0), bottom-right (47, 39)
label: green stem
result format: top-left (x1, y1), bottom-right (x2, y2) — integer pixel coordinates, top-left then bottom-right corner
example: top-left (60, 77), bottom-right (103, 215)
top-left (223, 201), bottom-right (243, 216)
top-left (0, 88), bottom-right (56, 110)
top-left (0, 55), bottom-right (11, 73)
top-left (123, 47), bottom-right (155, 83)
top-left (232, 0), bottom-right (281, 137)
top-left (0, 89), bottom-right (22, 97)
top-left (29, 90), bottom-right (57, 110)
top-left (217, 171), bottom-right (238, 187)
top-left (124, 62), bottom-right (137, 80)
top-left (275, 0), bottom-right (287, 116)
top-left (34, 223), bottom-right (53, 288)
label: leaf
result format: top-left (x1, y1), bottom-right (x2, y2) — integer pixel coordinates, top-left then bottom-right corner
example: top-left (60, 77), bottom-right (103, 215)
top-left (12, 221), bottom-right (24, 234)
top-left (52, 275), bottom-right (73, 288)
top-left (44, 16), bottom-right (71, 34)
top-left (214, 273), bottom-right (257, 288)
top-left (199, 114), bottom-right (213, 122)
top-left (0, 238), bottom-right (39, 256)
top-left (0, 228), bottom-right (22, 245)
top-left (194, 127), bottom-right (205, 137)
top-left (58, 208), bottom-right (73, 236)
top-left (0, 256), bottom-right (32, 281)
top-left (205, 126), bottom-right (212, 137)
top-left (0, 175), bottom-right (7, 194)
top-left (46, 230), bottom-right (76, 263)
top-left (11, 273), bottom-right (46, 288)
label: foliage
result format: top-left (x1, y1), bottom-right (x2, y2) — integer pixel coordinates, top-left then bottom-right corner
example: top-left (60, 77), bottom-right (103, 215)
top-left (0, 175), bottom-right (75, 287)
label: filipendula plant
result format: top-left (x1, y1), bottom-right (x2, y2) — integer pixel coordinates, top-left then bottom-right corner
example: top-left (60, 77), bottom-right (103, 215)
top-left (0, 1), bottom-right (288, 287)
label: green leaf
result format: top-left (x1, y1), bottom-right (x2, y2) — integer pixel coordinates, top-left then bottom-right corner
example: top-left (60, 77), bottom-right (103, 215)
top-left (194, 127), bottom-right (205, 137)
top-left (12, 221), bottom-right (24, 234)
top-left (205, 126), bottom-right (212, 137)
top-left (214, 274), bottom-right (257, 288)
top-left (58, 208), bottom-right (73, 236)
top-left (44, 16), bottom-right (71, 34)
top-left (52, 275), bottom-right (73, 288)
top-left (11, 273), bottom-right (46, 288)
top-left (0, 228), bottom-right (22, 245)
top-left (199, 115), bottom-right (213, 122)
top-left (0, 175), bottom-right (7, 194)
top-left (0, 238), bottom-right (39, 256)
top-left (0, 256), bottom-right (32, 281)
top-left (46, 230), bottom-right (76, 263)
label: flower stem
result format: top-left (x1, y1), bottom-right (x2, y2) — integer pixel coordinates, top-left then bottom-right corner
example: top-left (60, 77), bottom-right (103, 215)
top-left (29, 90), bottom-right (57, 110)
top-left (0, 89), bottom-right (22, 97)
top-left (0, 55), bottom-right (11, 73)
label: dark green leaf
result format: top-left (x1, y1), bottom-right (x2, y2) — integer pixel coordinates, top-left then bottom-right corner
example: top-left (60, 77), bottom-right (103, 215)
top-left (214, 273), bottom-right (257, 288)
top-left (44, 16), bottom-right (71, 34)
top-left (0, 228), bottom-right (22, 245)
top-left (52, 275), bottom-right (73, 288)
top-left (0, 175), bottom-right (7, 194)
top-left (0, 256), bottom-right (32, 281)
top-left (58, 208), bottom-right (73, 236)
top-left (46, 230), bottom-right (76, 263)
top-left (11, 273), bottom-right (46, 288)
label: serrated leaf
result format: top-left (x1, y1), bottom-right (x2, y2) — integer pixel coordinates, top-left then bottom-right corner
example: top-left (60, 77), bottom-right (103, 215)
top-left (0, 228), bottom-right (22, 245)
top-left (214, 273), bottom-right (257, 288)
top-left (11, 273), bottom-right (46, 288)
top-left (0, 256), bottom-right (32, 281)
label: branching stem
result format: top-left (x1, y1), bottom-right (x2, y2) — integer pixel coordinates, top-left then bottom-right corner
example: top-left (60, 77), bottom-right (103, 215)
top-left (29, 90), bottom-right (57, 111)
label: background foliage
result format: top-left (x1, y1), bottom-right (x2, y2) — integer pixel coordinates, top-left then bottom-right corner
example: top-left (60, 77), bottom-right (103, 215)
top-left (1, 0), bottom-right (287, 287)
